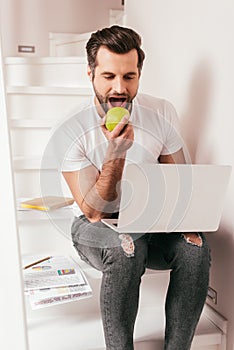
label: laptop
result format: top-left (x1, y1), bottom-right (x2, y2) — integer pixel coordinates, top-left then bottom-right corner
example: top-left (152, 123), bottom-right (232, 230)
top-left (101, 164), bottom-right (231, 233)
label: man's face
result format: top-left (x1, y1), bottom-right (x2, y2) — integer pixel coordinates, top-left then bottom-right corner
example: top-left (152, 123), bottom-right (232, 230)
top-left (88, 46), bottom-right (140, 114)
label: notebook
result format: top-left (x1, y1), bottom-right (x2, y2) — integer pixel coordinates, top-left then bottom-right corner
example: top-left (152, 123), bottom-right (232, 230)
top-left (20, 196), bottom-right (74, 211)
top-left (101, 164), bottom-right (231, 233)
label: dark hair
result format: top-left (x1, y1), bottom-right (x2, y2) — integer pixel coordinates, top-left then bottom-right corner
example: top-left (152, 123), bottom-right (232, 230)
top-left (86, 25), bottom-right (145, 75)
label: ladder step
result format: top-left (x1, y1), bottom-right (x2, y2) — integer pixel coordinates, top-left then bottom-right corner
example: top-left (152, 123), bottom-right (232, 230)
top-left (26, 306), bottom-right (223, 350)
top-left (7, 87), bottom-right (92, 119)
top-left (5, 57), bottom-right (90, 87)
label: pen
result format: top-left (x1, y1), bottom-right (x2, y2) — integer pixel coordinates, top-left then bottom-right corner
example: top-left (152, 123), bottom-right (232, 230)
top-left (23, 256), bottom-right (52, 270)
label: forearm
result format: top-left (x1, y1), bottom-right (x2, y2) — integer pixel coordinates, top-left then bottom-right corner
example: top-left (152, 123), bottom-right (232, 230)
top-left (81, 151), bottom-right (126, 221)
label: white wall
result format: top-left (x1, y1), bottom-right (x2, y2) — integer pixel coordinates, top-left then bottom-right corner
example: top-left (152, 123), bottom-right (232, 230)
top-left (126, 0), bottom-right (234, 349)
top-left (0, 0), bottom-right (123, 56)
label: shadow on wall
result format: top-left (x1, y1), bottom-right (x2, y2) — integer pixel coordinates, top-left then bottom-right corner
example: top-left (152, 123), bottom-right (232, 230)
top-left (181, 60), bottom-right (214, 164)
top-left (206, 223), bottom-right (234, 311)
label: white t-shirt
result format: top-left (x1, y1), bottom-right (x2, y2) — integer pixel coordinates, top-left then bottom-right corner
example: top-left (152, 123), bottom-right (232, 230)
top-left (57, 93), bottom-right (183, 216)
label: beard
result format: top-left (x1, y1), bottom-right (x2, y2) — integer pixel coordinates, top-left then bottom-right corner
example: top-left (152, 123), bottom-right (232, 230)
top-left (92, 84), bottom-right (135, 115)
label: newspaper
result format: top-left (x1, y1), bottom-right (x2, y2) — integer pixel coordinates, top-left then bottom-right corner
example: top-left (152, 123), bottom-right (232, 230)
top-left (22, 255), bottom-right (92, 309)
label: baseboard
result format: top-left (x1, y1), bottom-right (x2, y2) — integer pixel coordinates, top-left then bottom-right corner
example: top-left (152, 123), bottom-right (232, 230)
top-left (204, 304), bottom-right (228, 334)
top-left (203, 304), bottom-right (227, 350)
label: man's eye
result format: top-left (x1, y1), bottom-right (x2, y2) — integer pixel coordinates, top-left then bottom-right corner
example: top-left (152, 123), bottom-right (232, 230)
top-left (104, 76), bottom-right (114, 80)
top-left (124, 76), bottom-right (134, 80)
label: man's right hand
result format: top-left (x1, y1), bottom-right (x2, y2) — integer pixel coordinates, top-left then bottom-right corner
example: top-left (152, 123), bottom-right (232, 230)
top-left (101, 114), bottom-right (134, 156)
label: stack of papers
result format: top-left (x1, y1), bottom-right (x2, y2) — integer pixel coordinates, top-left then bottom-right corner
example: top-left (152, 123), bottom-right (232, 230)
top-left (22, 255), bottom-right (92, 309)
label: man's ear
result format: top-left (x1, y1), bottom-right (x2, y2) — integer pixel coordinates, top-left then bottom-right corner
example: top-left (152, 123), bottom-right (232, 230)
top-left (87, 66), bottom-right (93, 81)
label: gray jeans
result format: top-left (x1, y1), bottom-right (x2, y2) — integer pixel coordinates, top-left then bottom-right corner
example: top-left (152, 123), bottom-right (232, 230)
top-left (71, 215), bottom-right (210, 350)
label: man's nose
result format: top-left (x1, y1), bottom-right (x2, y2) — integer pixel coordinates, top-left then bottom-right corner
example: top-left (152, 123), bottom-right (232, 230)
top-left (112, 77), bottom-right (127, 94)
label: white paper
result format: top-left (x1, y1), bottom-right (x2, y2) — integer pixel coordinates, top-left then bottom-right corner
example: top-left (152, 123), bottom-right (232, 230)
top-left (28, 284), bottom-right (92, 310)
top-left (23, 255), bottom-right (86, 291)
top-left (22, 255), bottom-right (92, 309)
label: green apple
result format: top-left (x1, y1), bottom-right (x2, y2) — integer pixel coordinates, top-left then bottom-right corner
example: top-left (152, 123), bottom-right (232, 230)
top-left (105, 107), bottom-right (130, 132)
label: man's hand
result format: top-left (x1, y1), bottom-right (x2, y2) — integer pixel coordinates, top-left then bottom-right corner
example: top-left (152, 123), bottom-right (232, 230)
top-left (101, 114), bottom-right (134, 156)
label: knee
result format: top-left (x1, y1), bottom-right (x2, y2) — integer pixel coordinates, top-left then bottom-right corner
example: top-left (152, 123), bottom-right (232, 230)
top-left (102, 235), bottom-right (148, 276)
top-left (174, 233), bottom-right (211, 272)
top-left (182, 232), bottom-right (203, 247)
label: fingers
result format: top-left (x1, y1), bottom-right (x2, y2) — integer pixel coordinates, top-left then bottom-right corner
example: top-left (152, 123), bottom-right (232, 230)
top-left (111, 115), bottom-right (130, 137)
top-left (101, 123), bottom-right (133, 143)
top-left (101, 114), bottom-right (131, 139)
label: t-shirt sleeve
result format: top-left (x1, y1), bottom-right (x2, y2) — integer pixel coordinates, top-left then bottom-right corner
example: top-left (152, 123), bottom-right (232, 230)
top-left (160, 100), bottom-right (184, 155)
top-left (50, 115), bottom-right (93, 173)
top-left (61, 139), bottom-right (92, 172)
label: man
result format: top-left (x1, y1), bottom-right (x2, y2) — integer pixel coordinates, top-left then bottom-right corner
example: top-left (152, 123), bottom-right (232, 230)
top-left (61, 26), bottom-right (210, 350)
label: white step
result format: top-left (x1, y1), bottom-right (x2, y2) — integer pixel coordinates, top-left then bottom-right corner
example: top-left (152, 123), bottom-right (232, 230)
top-left (24, 266), bottom-right (170, 321)
top-left (13, 155), bottom-right (51, 171)
top-left (29, 310), bottom-right (222, 350)
top-left (49, 31), bottom-right (91, 57)
top-left (5, 57), bottom-right (90, 87)
top-left (11, 127), bottom-right (51, 158)
top-left (13, 161), bottom-right (71, 199)
top-left (26, 303), bottom-right (224, 350)
top-left (7, 85), bottom-right (92, 119)
top-left (14, 170), bottom-right (42, 198)
top-left (17, 207), bottom-right (74, 222)
top-left (10, 118), bottom-right (57, 128)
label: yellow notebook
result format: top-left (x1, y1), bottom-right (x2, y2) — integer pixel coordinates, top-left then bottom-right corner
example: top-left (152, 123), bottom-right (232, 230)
top-left (20, 196), bottom-right (74, 211)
